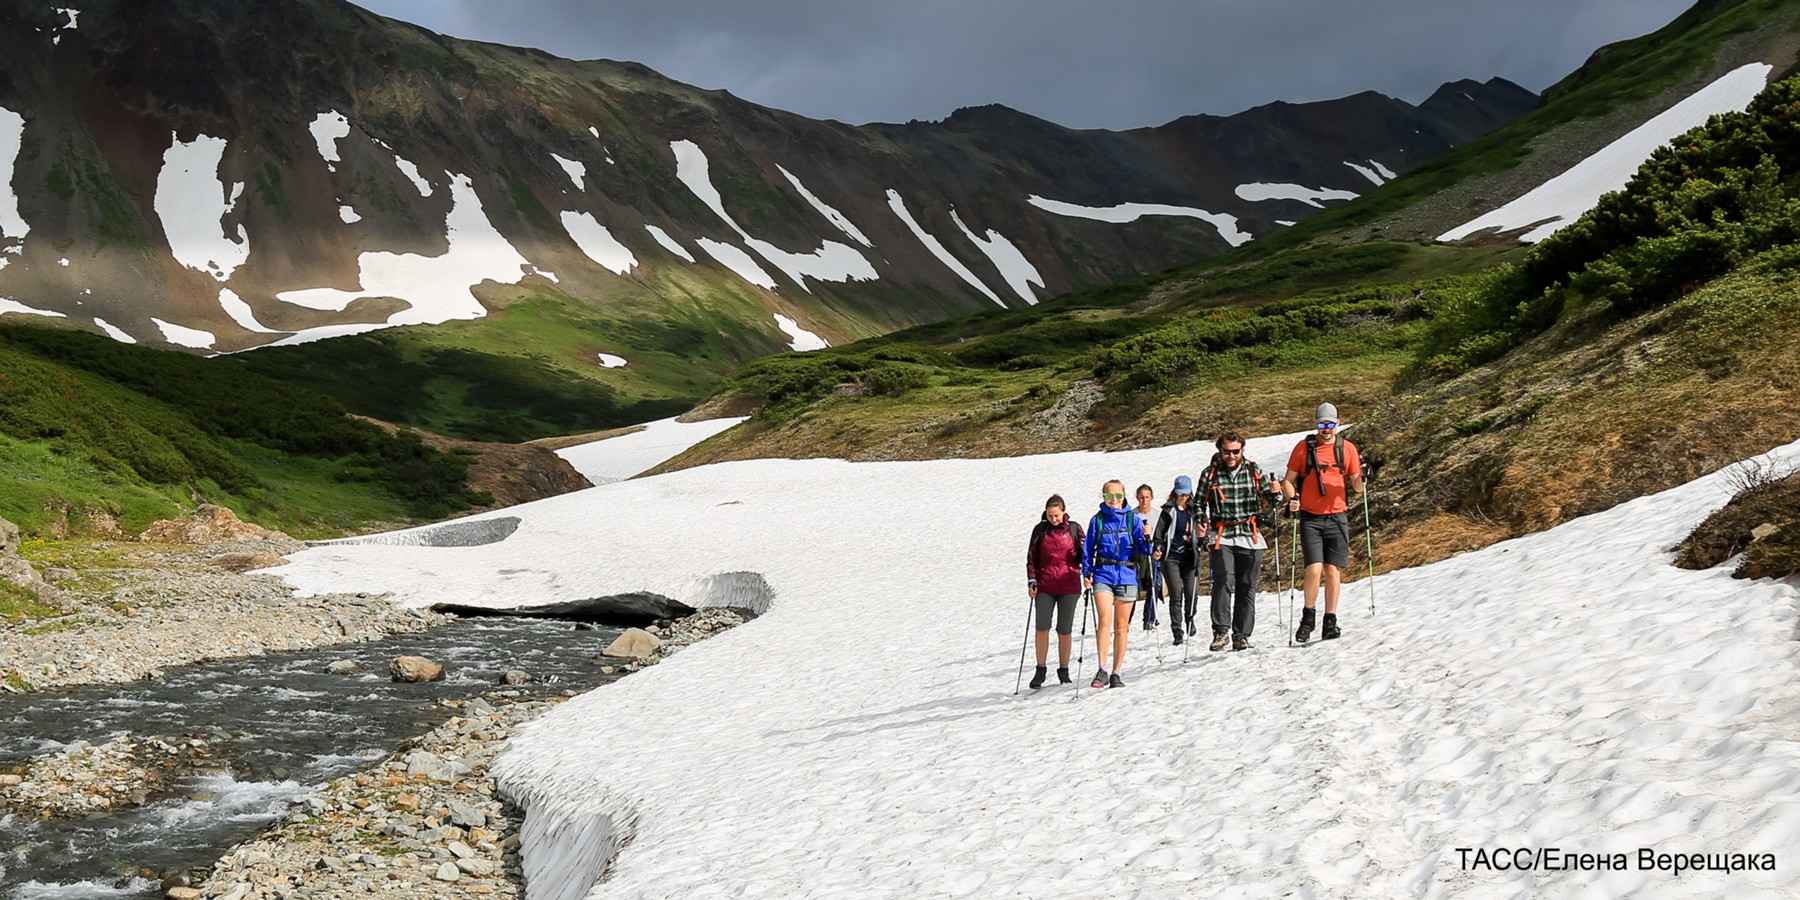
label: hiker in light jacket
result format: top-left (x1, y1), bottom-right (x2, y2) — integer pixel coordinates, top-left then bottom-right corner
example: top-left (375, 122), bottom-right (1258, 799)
top-left (1083, 479), bottom-right (1151, 689)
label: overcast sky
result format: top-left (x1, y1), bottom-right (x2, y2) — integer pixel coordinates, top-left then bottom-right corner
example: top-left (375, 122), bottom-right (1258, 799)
top-left (355, 0), bottom-right (1695, 130)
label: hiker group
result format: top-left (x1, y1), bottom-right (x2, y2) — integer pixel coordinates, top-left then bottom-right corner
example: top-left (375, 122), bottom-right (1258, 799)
top-left (1022, 403), bottom-right (1367, 691)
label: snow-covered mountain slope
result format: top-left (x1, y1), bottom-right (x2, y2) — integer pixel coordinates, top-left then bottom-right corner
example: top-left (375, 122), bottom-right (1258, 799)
top-left (0, 0), bottom-right (1534, 357)
top-left (1440, 62), bottom-right (1774, 243)
top-left (276, 431), bottom-right (1800, 899)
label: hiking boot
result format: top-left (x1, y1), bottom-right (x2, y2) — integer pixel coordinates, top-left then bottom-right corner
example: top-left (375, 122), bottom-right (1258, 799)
top-left (1091, 668), bottom-right (1109, 689)
top-left (1172, 631), bottom-right (1185, 646)
top-left (1108, 672), bottom-right (1125, 688)
top-left (1029, 665), bottom-right (1048, 690)
top-left (1057, 666), bottom-right (1072, 684)
top-left (1185, 617), bottom-right (1197, 636)
top-left (1322, 613), bottom-right (1341, 640)
top-left (1232, 637), bottom-right (1251, 651)
top-left (1209, 632), bottom-right (1230, 652)
top-left (1296, 607), bottom-right (1316, 643)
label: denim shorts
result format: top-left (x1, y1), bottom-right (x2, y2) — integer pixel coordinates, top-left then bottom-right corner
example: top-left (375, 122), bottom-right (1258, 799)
top-left (1094, 581), bottom-right (1138, 601)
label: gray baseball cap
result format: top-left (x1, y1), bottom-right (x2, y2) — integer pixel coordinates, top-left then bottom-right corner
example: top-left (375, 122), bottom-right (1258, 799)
top-left (1316, 402), bottom-right (1340, 423)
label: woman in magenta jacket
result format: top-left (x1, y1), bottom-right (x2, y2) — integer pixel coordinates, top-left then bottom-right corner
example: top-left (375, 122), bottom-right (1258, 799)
top-left (1025, 494), bottom-right (1084, 689)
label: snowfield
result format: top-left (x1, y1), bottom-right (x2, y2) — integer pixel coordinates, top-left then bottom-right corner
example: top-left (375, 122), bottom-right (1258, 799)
top-left (774, 312), bottom-right (829, 351)
top-left (887, 190), bottom-right (1004, 306)
top-left (552, 415), bottom-right (748, 486)
top-left (951, 210), bottom-right (1044, 305)
top-left (560, 212), bottom-right (637, 276)
top-left (155, 134), bottom-right (249, 282)
top-left (1440, 63), bottom-right (1773, 243)
top-left (275, 173), bottom-right (530, 336)
top-left (1027, 194), bottom-right (1252, 247)
top-left (0, 105), bottom-right (27, 243)
top-left (1236, 182), bottom-right (1360, 208)
top-left (671, 141), bottom-right (876, 292)
top-left (276, 432), bottom-right (1800, 900)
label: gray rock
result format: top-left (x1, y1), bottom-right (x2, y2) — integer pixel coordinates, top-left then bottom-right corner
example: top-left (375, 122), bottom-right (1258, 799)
top-left (325, 659), bottom-right (362, 675)
top-left (403, 751), bottom-right (445, 777)
top-left (432, 862), bottom-right (460, 882)
top-left (446, 840), bottom-right (475, 860)
top-left (501, 669), bottom-right (531, 685)
top-left (447, 801), bottom-right (486, 828)
top-left (0, 516), bottom-right (18, 556)
top-left (389, 656), bottom-right (445, 682)
top-left (1752, 522), bottom-right (1781, 542)
top-left (601, 628), bottom-right (662, 659)
top-left (42, 566), bottom-right (76, 583)
top-left (455, 857), bottom-right (495, 876)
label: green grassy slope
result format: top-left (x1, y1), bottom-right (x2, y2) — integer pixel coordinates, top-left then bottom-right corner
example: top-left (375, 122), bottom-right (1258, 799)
top-left (0, 325), bottom-right (488, 538)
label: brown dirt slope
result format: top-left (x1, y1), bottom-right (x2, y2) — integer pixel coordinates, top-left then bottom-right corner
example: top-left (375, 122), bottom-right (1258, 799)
top-left (1354, 260), bottom-right (1800, 575)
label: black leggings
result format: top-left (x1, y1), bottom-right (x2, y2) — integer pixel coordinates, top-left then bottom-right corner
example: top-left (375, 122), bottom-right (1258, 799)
top-left (1161, 555), bottom-right (1199, 635)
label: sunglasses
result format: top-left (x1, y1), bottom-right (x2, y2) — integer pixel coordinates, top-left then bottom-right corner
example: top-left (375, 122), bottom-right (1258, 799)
top-left (1317, 422), bottom-right (1339, 430)
top-left (1103, 492), bottom-right (1124, 500)
top-left (1220, 448), bottom-right (1243, 455)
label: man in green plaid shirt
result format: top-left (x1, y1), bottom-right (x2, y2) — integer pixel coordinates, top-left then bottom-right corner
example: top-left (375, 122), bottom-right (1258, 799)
top-left (1195, 432), bottom-right (1282, 651)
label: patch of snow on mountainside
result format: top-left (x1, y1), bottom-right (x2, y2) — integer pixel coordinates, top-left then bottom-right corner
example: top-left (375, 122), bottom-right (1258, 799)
top-left (560, 212), bottom-right (636, 276)
top-left (0, 298), bottom-right (66, 318)
top-left (55, 7), bottom-right (78, 29)
top-left (273, 435), bottom-right (1800, 900)
top-left (309, 111), bottom-right (350, 169)
top-left (1345, 161), bottom-right (1385, 185)
top-left (1235, 182), bottom-right (1360, 208)
top-left (218, 288), bottom-right (278, 333)
top-left (887, 190), bottom-right (1003, 306)
top-left (338, 205), bottom-right (360, 224)
top-left (0, 106), bottom-right (27, 242)
top-left (774, 313), bottom-right (829, 351)
top-left (670, 141), bottom-right (876, 292)
top-left (1441, 62), bottom-right (1774, 244)
top-left (950, 210), bottom-right (1042, 305)
top-left (275, 173), bottom-right (528, 329)
top-left (553, 415), bottom-right (748, 486)
top-left (1027, 195), bottom-right (1252, 247)
top-left (151, 317), bottom-right (215, 349)
top-left (1371, 160), bottom-right (1397, 180)
top-left (597, 353), bottom-right (627, 368)
top-left (92, 317), bottom-right (133, 343)
top-left (155, 135), bottom-right (249, 282)
top-left (394, 157), bottom-right (433, 197)
top-left (694, 238), bottom-right (777, 290)
top-left (779, 166), bottom-right (874, 247)
top-left (644, 225), bottom-right (696, 262)
top-left (552, 153), bottom-right (586, 191)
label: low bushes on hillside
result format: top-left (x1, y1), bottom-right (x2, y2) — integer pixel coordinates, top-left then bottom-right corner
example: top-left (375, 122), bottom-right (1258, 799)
top-left (1416, 73), bottom-right (1800, 379)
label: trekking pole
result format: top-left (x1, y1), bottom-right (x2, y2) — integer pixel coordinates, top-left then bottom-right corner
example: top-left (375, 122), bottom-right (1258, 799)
top-left (1154, 564), bottom-right (1166, 665)
top-left (1013, 591), bottom-right (1035, 695)
top-left (1272, 527), bottom-right (1284, 639)
top-left (1287, 515), bottom-right (1299, 647)
top-left (1076, 586), bottom-right (1092, 698)
top-left (1363, 485), bottom-right (1377, 616)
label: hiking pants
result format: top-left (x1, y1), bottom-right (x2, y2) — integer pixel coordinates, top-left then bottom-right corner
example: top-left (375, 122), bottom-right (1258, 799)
top-left (1209, 546), bottom-right (1264, 639)
top-left (1160, 554), bottom-right (1198, 638)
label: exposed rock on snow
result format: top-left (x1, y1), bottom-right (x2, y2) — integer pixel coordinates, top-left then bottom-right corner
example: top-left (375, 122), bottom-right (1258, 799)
top-left (600, 628), bottom-right (661, 659)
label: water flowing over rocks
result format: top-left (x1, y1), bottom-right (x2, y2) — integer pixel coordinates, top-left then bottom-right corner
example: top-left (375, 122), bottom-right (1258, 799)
top-left (0, 538), bottom-right (448, 693)
top-left (193, 608), bottom-right (746, 899)
top-left (0, 734), bottom-right (225, 818)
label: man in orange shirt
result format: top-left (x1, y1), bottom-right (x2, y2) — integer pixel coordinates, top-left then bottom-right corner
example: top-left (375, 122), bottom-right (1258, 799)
top-left (1280, 403), bottom-right (1364, 642)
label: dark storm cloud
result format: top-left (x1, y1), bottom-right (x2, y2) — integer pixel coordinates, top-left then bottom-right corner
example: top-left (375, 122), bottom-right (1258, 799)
top-left (356, 0), bottom-right (1695, 129)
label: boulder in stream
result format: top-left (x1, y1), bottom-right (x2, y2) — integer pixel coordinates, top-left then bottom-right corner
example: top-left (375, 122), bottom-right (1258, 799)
top-left (602, 628), bottom-right (662, 660)
top-left (389, 656), bottom-right (445, 683)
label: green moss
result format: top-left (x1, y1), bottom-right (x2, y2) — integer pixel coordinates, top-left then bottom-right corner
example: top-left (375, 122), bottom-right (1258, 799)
top-left (0, 581), bottom-right (58, 622)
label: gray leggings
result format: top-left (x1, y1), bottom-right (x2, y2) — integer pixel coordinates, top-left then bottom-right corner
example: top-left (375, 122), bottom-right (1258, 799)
top-left (1034, 593), bottom-right (1080, 635)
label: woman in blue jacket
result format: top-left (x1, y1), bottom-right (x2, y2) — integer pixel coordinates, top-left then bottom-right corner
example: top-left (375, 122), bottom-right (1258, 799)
top-left (1084, 479), bottom-right (1151, 689)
